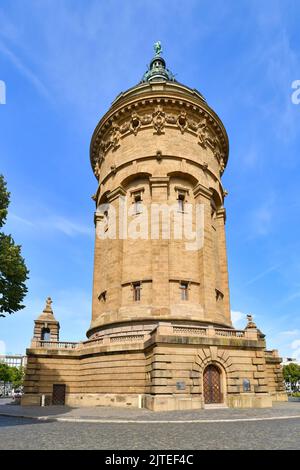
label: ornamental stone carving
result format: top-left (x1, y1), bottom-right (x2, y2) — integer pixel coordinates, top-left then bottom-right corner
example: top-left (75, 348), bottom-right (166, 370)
top-left (90, 99), bottom-right (228, 178)
top-left (108, 123), bottom-right (121, 150)
top-left (177, 110), bottom-right (188, 133)
top-left (152, 105), bottom-right (165, 134)
top-left (197, 118), bottom-right (210, 148)
top-left (130, 112), bottom-right (141, 135)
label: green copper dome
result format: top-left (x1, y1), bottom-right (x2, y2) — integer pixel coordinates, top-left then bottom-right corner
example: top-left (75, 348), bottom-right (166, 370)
top-left (141, 41), bottom-right (176, 83)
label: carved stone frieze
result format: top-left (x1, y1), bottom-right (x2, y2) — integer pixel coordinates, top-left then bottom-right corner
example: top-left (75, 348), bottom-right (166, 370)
top-left (152, 105), bottom-right (165, 135)
top-left (130, 112), bottom-right (141, 135)
top-left (91, 101), bottom-right (228, 177)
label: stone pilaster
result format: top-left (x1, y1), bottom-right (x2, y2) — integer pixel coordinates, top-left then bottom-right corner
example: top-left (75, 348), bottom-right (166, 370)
top-left (193, 183), bottom-right (216, 322)
top-left (216, 208), bottom-right (231, 324)
top-left (150, 177), bottom-right (170, 311)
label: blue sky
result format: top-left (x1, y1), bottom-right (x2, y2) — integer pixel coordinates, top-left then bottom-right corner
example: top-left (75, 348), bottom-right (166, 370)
top-left (0, 0), bottom-right (300, 361)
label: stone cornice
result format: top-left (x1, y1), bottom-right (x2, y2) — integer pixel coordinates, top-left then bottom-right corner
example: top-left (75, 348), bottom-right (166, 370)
top-left (90, 85), bottom-right (229, 179)
top-left (193, 182), bottom-right (213, 200)
top-left (106, 185), bottom-right (126, 202)
top-left (149, 176), bottom-right (170, 188)
top-left (216, 207), bottom-right (226, 222)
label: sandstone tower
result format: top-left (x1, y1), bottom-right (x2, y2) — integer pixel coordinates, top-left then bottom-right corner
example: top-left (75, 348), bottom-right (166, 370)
top-left (23, 45), bottom-right (286, 410)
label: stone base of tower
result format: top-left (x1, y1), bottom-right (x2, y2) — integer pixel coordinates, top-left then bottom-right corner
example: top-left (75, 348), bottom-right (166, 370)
top-left (22, 322), bottom-right (287, 411)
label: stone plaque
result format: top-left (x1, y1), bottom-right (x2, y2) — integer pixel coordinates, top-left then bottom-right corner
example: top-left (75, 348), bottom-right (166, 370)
top-left (176, 381), bottom-right (186, 390)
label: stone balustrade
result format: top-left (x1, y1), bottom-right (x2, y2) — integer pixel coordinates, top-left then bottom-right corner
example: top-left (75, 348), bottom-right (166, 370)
top-left (31, 323), bottom-right (258, 351)
top-left (32, 340), bottom-right (80, 350)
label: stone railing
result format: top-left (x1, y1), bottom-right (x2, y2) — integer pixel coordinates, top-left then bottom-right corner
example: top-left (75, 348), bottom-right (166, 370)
top-left (157, 323), bottom-right (257, 340)
top-left (173, 326), bottom-right (207, 336)
top-left (82, 337), bottom-right (104, 348)
top-left (32, 340), bottom-right (80, 350)
top-left (31, 323), bottom-right (258, 352)
top-left (110, 334), bottom-right (145, 343)
top-left (171, 325), bottom-right (246, 338)
top-left (214, 328), bottom-right (245, 338)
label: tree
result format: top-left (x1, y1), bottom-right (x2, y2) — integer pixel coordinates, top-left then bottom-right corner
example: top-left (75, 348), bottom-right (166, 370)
top-left (0, 364), bottom-right (25, 395)
top-left (282, 363), bottom-right (300, 391)
top-left (0, 175), bottom-right (29, 317)
top-left (0, 363), bottom-right (11, 395)
top-left (0, 363), bottom-right (11, 383)
top-left (9, 366), bottom-right (24, 389)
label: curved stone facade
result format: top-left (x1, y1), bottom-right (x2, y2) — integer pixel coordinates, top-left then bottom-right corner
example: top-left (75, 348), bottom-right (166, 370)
top-left (88, 81), bottom-right (231, 337)
top-left (23, 49), bottom-right (287, 411)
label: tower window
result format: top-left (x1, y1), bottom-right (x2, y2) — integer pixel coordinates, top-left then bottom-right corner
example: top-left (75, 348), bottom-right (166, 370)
top-left (133, 282), bottom-right (141, 301)
top-left (180, 281), bottom-right (189, 301)
top-left (175, 187), bottom-right (189, 212)
top-left (98, 291), bottom-right (107, 302)
top-left (178, 193), bottom-right (185, 212)
top-left (133, 194), bottom-right (142, 214)
top-left (216, 289), bottom-right (224, 302)
top-left (130, 188), bottom-right (144, 215)
top-left (104, 210), bottom-right (109, 232)
top-left (41, 327), bottom-right (50, 341)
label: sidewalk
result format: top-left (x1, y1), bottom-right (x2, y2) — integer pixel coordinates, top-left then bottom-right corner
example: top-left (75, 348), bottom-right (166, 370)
top-left (0, 398), bottom-right (299, 423)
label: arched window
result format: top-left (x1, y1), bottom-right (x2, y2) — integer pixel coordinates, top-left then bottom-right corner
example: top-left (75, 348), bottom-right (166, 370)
top-left (41, 327), bottom-right (51, 341)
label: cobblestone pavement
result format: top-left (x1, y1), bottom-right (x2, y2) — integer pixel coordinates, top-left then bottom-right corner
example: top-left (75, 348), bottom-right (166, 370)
top-left (0, 415), bottom-right (299, 449)
top-left (1, 399), bottom-right (300, 422)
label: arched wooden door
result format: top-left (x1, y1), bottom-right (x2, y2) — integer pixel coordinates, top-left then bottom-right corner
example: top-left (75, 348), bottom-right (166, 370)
top-left (203, 364), bottom-right (222, 404)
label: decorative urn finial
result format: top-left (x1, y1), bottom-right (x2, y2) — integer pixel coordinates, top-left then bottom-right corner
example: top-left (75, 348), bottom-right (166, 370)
top-left (44, 296), bottom-right (53, 314)
top-left (246, 314), bottom-right (257, 329)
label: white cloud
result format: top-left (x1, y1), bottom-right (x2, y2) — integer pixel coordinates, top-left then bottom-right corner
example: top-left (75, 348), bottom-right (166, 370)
top-left (0, 39), bottom-right (51, 101)
top-left (280, 330), bottom-right (299, 337)
top-left (291, 339), bottom-right (300, 350)
top-left (231, 310), bottom-right (247, 328)
top-left (250, 201), bottom-right (274, 237)
top-left (245, 263), bottom-right (280, 286)
top-left (45, 216), bottom-right (93, 237)
top-left (9, 212), bottom-right (93, 238)
top-left (292, 349), bottom-right (300, 361)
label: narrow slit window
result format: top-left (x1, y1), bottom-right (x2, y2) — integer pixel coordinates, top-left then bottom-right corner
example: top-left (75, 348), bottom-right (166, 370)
top-left (178, 193), bottom-right (185, 212)
top-left (180, 281), bottom-right (189, 301)
top-left (99, 291), bottom-right (107, 303)
top-left (133, 282), bottom-right (141, 301)
top-left (134, 194), bottom-right (142, 214)
top-left (104, 210), bottom-right (109, 232)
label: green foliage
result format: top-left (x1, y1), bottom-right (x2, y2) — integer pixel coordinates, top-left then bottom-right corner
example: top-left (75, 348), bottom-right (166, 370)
top-left (0, 174), bottom-right (29, 317)
top-left (283, 363), bottom-right (300, 390)
top-left (0, 363), bottom-right (25, 387)
top-left (0, 363), bottom-right (11, 383)
top-left (0, 175), bottom-right (10, 228)
top-left (9, 366), bottom-right (24, 388)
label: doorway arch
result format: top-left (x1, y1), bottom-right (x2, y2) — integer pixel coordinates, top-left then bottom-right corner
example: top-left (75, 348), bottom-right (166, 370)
top-left (203, 364), bottom-right (223, 404)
